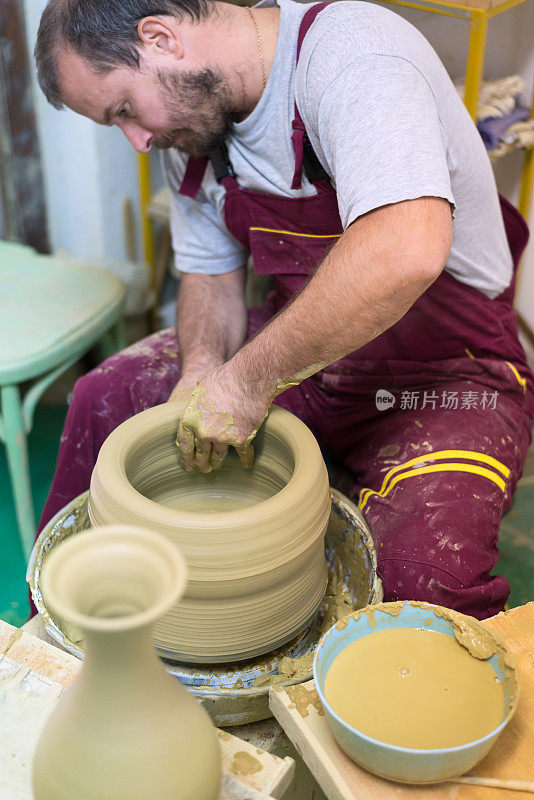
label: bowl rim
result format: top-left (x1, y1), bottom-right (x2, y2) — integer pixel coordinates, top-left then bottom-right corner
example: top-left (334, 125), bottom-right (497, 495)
top-left (312, 600), bottom-right (518, 755)
top-left (89, 402), bottom-right (327, 528)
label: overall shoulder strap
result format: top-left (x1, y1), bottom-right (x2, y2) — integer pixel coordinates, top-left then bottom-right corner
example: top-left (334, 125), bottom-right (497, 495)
top-left (296, 1), bottom-right (329, 59)
top-left (291, 2), bottom-right (330, 191)
top-left (179, 145), bottom-right (238, 198)
top-left (178, 156), bottom-right (209, 199)
top-left (179, 142), bottom-right (238, 198)
top-left (209, 143), bottom-right (236, 182)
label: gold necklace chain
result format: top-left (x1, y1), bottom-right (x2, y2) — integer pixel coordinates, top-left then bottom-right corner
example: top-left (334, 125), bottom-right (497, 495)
top-left (247, 7), bottom-right (267, 92)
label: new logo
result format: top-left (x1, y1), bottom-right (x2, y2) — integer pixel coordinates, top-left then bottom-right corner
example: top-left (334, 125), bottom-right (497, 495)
top-left (375, 389), bottom-right (395, 411)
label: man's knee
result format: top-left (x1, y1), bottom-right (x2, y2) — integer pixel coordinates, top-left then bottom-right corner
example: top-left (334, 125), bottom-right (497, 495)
top-left (378, 558), bottom-right (462, 605)
top-left (377, 557), bottom-right (509, 620)
top-left (71, 363), bottom-right (131, 414)
top-left (71, 329), bottom-right (181, 419)
top-left (64, 363), bottom-right (143, 459)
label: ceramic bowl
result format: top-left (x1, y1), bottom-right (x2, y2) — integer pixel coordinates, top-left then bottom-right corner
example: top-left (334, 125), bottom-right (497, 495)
top-left (88, 401), bottom-right (331, 663)
top-left (313, 601), bottom-right (519, 784)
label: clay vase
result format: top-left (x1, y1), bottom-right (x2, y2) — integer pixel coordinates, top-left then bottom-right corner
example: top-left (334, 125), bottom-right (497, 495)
top-left (88, 402), bottom-right (331, 663)
top-left (32, 526), bottom-right (221, 800)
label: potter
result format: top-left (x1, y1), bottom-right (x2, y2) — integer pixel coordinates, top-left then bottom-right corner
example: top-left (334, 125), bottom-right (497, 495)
top-left (34, 0), bottom-right (533, 626)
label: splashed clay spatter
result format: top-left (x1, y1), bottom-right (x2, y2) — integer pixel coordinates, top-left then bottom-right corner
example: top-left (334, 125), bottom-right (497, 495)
top-left (88, 402), bottom-right (331, 663)
top-left (32, 526), bottom-right (221, 800)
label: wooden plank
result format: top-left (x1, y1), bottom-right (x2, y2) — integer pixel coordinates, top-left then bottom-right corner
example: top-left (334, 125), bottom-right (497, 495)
top-left (221, 776), bottom-right (282, 800)
top-left (270, 603), bottom-right (534, 800)
top-left (6, 630), bottom-right (81, 689)
top-left (458, 0), bottom-right (524, 9)
top-left (218, 729), bottom-right (295, 798)
top-left (0, 620), bottom-right (22, 653)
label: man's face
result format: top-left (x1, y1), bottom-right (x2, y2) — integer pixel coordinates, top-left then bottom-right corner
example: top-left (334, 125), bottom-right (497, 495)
top-left (58, 49), bottom-right (233, 157)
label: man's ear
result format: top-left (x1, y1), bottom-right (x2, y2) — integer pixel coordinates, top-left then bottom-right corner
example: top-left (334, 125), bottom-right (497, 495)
top-left (137, 16), bottom-right (184, 59)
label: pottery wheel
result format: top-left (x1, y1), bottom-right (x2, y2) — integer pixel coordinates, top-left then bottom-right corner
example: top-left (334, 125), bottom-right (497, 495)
top-left (29, 489), bottom-right (383, 726)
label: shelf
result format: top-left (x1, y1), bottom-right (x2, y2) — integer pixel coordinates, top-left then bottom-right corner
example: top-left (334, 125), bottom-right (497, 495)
top-left (420, 0), bottom-right (525, 9)
top-left (490, 139), bottom-right (534, 161)
top-left (147, 186), bottom-right (171, 224)
top-left (489, 119), bottom-right (534, 161)
top-left (379, 0), bottom-right (528, 17)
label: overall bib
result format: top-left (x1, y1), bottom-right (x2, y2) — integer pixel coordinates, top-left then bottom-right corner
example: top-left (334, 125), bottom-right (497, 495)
top-left (38, 3), bottom-right (533, 620)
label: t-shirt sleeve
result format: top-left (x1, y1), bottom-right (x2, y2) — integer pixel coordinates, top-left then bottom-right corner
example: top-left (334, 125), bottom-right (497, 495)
top-left (168, 190), bottom-right (248, 277)
top-left (307, 54), bottom-right (455, 229)
top-left (160, 151), bottom-right (248, 277)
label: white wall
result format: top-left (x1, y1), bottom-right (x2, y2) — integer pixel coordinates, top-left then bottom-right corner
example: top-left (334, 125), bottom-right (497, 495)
top-left (0, 189), bottom-right (4, 239)
top-left (22, 0), bottom-right (144, 265)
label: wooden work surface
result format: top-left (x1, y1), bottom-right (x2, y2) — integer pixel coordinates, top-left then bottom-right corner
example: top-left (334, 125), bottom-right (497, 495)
top-left (270, 603), bottom-right (534, 800)
top-left (0, 621), bottom-right (294, 800)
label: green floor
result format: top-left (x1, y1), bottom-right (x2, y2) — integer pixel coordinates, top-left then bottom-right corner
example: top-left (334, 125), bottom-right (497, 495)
top-left (0, 404), bottom-right (67, 626)
top-left (499, 447), bottom-right (534, 608)
top-left (1, 405), bottom-right (533, 626)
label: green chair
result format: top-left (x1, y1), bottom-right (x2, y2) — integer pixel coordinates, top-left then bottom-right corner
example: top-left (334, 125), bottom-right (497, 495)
top-left (0, 240), bottom-right (126, 561)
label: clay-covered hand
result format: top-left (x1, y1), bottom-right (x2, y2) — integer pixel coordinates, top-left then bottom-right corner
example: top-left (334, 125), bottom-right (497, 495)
top-left (168, 358), bottom-right (222, 404)
top-left (168, 375), bottom-right (199, 405)
top-left (176, 365), bottom-right (272, 473)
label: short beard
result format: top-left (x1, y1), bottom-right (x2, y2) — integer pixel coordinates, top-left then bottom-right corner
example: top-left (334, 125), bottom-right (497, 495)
top-left (154, 67), bottom-right (233, 157)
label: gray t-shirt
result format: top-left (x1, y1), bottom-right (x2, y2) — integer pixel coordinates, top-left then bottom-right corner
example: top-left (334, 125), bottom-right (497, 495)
top-left (162, 0), bottom-right (512, 299)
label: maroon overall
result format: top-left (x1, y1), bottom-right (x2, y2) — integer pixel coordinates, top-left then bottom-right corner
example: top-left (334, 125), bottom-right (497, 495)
top-left (38, 3), bottom-right (534, 620)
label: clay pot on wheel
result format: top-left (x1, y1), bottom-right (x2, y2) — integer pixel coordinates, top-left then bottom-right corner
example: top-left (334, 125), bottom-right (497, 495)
top-left (88, 402), bottom-right (330, 663)
top-left (32, 526), bottom-right (221, 800)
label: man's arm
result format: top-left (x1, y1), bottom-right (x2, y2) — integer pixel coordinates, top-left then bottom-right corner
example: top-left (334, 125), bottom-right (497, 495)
top-left (169, 266), bottom-right (247, 402)
top-left (177, 197), bottom-right (453, 471)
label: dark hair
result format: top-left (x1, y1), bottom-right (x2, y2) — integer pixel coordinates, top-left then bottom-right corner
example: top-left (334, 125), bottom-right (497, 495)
top-left (35, 0), bottom-right (211, 108)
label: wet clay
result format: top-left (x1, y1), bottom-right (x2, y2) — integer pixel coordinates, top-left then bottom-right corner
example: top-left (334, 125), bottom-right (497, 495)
top-left (177, 384), bottom-right (261, 471)
top-left (320, 513), bottom-right (371, 634)
top-left (338, 601), bottom-right (518, 705)
top-left (230, 752), bottom-right (263, 777)
top-left (136, 454), bottom-right (285, 514)
top-left (163, 491), bottom-right (256, 513)
top-left (287, 684), bottom-right (325, 718)
top-left (89, 401), bottom-right (331, 663)
top-left (324, 627), bottom-right (505, 749)
top-left (278, 652), bottom-right (315, 679)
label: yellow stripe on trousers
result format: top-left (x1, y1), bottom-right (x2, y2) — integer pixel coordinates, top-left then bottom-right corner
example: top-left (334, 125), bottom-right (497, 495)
top-left (505, 361), bottom-right (527, 393)
top-left (465, 348), bottom-right (526, 394)
top-left (358, 449), bottom-right (510, 511)
top-left (359, 463), bottom-right (507, 511)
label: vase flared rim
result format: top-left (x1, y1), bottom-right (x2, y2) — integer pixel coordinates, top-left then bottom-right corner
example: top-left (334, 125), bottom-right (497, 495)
top-left (41, 525), bottom-right (188, 633)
